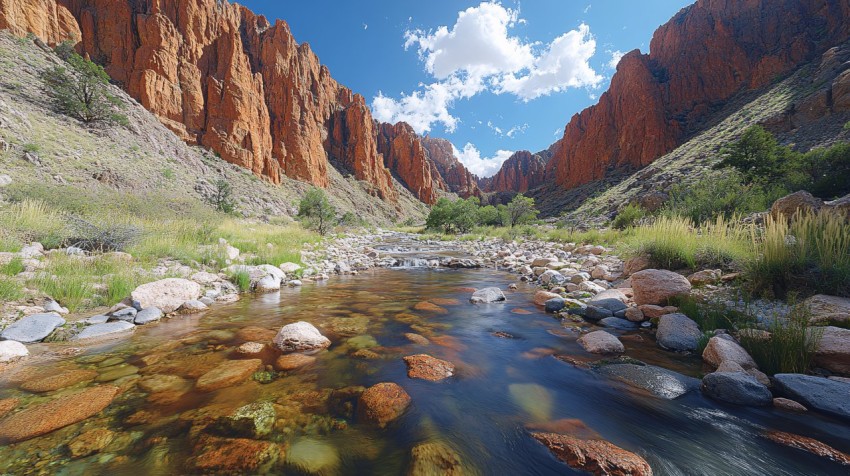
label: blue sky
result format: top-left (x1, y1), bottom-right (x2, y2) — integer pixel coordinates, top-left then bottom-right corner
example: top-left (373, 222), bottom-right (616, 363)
top-left (240, 1), bottom-right (692, 177)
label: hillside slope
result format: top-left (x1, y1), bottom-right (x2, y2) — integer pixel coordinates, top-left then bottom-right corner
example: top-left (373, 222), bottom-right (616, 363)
top-left (0, 33), bottom-right (426, 223)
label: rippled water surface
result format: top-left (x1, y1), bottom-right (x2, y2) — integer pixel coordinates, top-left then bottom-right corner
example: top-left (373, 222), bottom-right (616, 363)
top-left (1, 261), bottom-right (849, 474)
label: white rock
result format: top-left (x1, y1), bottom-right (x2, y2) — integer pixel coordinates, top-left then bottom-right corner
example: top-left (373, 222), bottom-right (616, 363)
top-left (273, 322), bottom-right (331, 352)
top-left (0, 340), bottom-right (28, 362)
top-left (578, 331), bottom-right (624, 354)
top-left (131, 278), bottom-right (202, 313)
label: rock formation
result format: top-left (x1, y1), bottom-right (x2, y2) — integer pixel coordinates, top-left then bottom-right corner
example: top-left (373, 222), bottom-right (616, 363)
top-left (1, 0), bottom-right (399, 201)
top-left (546, 0), bottom-right (850, 190)
top-left (421, 137), bottom-right (481, 198)
top-left (376, 122), bottom-right (443, 204)
top-left (480, 150), bottom-right (548, 193)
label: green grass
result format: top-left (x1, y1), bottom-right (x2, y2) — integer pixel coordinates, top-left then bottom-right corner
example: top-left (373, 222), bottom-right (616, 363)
top-left (611, 203), bottom-right (646, 230)
top-left (230, 270), bottom-right (252, 292)
top-left (0, 276), bottom-right (24, 301)
top-left (22, 142), bottom-right (40, 154)
top-left (671, 294), bottom-right (754, 332)
top-left (739, 305), bottom-right (822, 375)
top-left (0, 199), bottom-right (68, 249)
top-left (747, 211), bottom-right (850, 298)
top-left (0, 257), bottom-right (24, 276)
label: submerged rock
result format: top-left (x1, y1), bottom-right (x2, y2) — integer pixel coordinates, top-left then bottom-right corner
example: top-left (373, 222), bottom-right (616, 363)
top-left (20, 369), bottom-right (97, 393)
top-left (470, 287), bottom-right (506, 303)
top-left (214, 402), bottom-right (276, 438)
top-left (273, 322), bottom-right (331, 352)
top-left (763, 430), bottom-right (850, 466)
top-left (403, 354), bottom-right (455, 382)
top-left (286, 438), bottom-right (340, 474)
top-left (0, 312), bottom-right (65, 343)
top-left (531, 432), bottom-right (653, 476)
top-left (595, 363), bottom-right (700, 399)
top-left (195, 359), bottom-right (262, 392)
top-left (408, 441), bottom-right (465, 476)
top-left (74, 321), bottom-right (135, 341)
top-left (0, 386), bottom-right (120, 443)
top-left (68, 428), bottom-right (115, 459)
top-left (192, 436), bottom-right (281, 474)
top-left (275, 353), bottom-right (317, 371)
top-left (357, 382), bottom-right (411, 427)
top-left (508, 383), bottom-right (553, 422)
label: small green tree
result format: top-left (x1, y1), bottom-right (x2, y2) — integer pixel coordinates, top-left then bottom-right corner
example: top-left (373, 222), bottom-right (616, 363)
top-left (425, 197), bottom-right (480, 234)
top-left (477, 204), bottom-right (502, 226)
top-left (42, 51), bottom-right (127, 125)
top-left (211, 179), bottom-right (235, 213)
top-left (503, 194), bottom-right (538, 227)
top-left (298, 187), bottom-right (336, 235)
top-left (715, 125), bottom-right (785, 184)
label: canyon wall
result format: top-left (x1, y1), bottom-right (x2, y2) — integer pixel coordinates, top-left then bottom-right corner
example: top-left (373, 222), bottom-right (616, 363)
top-left (480, 150), bottom-right (548, 194)
top-left (421, 137), bottom-right (481, 199)
top-left (546, 0), bottom-right (850, 190)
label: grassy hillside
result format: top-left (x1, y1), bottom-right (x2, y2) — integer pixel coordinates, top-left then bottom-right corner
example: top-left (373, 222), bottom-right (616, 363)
top-left (0, 32), bottom-right (427, 225)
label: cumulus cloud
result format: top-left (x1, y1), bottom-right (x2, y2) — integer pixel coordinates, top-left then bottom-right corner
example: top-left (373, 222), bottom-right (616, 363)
top-left (371, 2), bottom-right (602, 133)
top-left (607, 49), bottom-right (625, 69)
top-left (452, 143), bottom-right (513, 178)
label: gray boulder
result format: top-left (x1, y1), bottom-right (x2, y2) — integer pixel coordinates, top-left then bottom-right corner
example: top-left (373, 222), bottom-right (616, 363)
top-left (544, 298), bottom-right (565, 313)
top-left (582, 305), bottom-right (613, 321)
top-left (596, 363), bottom-right (700, 399)
top-left (111, 307), bottom-right (137, 322)
top-left (701, 372), bottom-right (772, 406)
top-left (0, 313), bottom-right (65, 343)
top-left (470, 287), bottom-right (506, 303)
top-left (255, 274), bottom-right (281, 293)
top-left (589, 298), bottom-right (628, 313)
top-left (134, 307), bottom-right (164, 325)
top-left (773, 374), bottom-right (850, 420)
top-left (74, 321), bottom-right (135, 340)
top-left (578, 331), bottom-right (624, 354)
top-left (656, 313), bottom-right (701, 351)
top-left (599, 317), bottom-right (639, 330)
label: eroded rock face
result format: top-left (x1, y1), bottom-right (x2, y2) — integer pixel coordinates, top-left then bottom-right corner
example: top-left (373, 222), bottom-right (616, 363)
top-left (3, 0), bottom-right (399, 201)
top-left (545, 0), bottom-right (850, 191)
top-left (481, 150), bottom-right (548, 193)
top-left (530, 432), bottom-right (653, 476)
top-left (376, 122), bottom-right (442, 204)
top-left (421, 137), bottom-right (481, 198)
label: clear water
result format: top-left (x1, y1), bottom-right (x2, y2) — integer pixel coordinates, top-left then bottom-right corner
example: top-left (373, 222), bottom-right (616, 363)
top-left (1, 266), bottom-right (849, 474)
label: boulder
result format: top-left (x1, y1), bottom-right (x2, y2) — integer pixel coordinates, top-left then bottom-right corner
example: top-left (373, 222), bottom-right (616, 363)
top-left (770, 191), bottom-right (823, 219)
top-left (656, 313), bottom-right (701, 351)
top-left (596, 363), bottom-right (700, 399)
top-left (687, 269), bottom-right (721, 286)
top-left (701, 372), bottom-right (772, 406)
top-left (812, 326), bottom-right (850, 375)
top-left (623, 255), bottom-right (651, 277)
top-left (357, 382), bottom-right (411, 427)
top-left (702, 335), bottom-right (757, 370)
top-left (273, 322), bottom-right (331, 352)
top-left (111, 307), bottom-right (137, 321)
top-left (591, 289), bottom-right (628, 303)
top-left (131, 278), bottom-right (201, 313)
top-left (804, 295), bottom-right (850, 325)
top-left (408, 441), bottom-right (465, 476)
top-left (599, 317), bottom-right (639, 330)
top-left (178, 300), bottom-right (208, 314)
top-left (275, 353), bottom-right (316, 371)
top-left (624, 307), bottom-right (645, 322)
top-left (0, 386), bottom-right (119, 443)
top-left (196, 359), bottom-right (263, 392)
top-left (134, 307), bottom-right (164, 325)
top-left (280, 262), bottom-right (302, 274)
top-left (0, 312), bottom-right (65, 343)
top-left (773, 374), bottom-right (850, 420)
top-left (639, 304), bottom-right (678, 319)
top-left (534, 291), bottom-right (561, 306)
top-left (631, 269), bottom-right (691, 305)
top-left (582, 305), bottom-right (613, 321)
top-left (0, 340), bottom-right (28, 363)
top-left (544, 298), bottom-right (566, 313)
top-left (577, 331), bottom-right (624, 354)
top-left (192, 436), bottom-right (280, 474)
top-left (255, 275), bottom-right (281, 293)
top-left (470, 287), bottom-right (506, 303)
top-left (74, 321), bottom-right (135, 340)
top-left (403, 354), bottom-right (455, 382)
top-left (213, 402), bottom-right (276, 438)
top-left (531, 432), bottom-right (652, 476)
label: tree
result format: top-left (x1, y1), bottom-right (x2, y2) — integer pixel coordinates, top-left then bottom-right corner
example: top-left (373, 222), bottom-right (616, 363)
top-left (298, 187), bottom-right (336, 235)
top-left (425, 197), bottom-right (480, 234)
top-left (477, 205), bottom-right (502, 226)
top-left (211, 179), bottom-right (235, 213)
top-left (503, 194), bottom-right (538, 227)
top-left (42, 50), bottom-right (126, 125)
top-left (715, 125), bottom-right (785, 184)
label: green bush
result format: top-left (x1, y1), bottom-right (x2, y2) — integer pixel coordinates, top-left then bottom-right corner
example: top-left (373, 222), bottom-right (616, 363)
top-left (210, 179), bottom-right (236, 214)
top-left (664, 171), bottom-right (781, 223)
top-left (42, 51), bottom-right (125, 125)
top-left (425, 197), bottom-right (481, 234)
top-left (611, 203), bottom-right (646, 229)
top-left (503, 194), bottom-right (539, 227)
top-left (477, 205), bottom-right (502, 226)
top-left (297, 187), bottom-right (336, 236)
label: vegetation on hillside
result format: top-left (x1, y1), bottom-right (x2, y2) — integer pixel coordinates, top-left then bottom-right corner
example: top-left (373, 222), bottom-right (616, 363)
top-left (425, 194), bottom-right (539, 234)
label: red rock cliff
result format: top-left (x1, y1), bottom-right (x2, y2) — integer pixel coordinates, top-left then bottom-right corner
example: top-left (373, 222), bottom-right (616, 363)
top-left (547, 0), bottom-right (850, 189)
top-left (421, 137), bottom-right (481, 199)
top-left (481, 150), bottom-right (548, 193)
top-left (376, 122), bottom-right (444, 205)
top-left (2, 0), bottom-right (398, 201)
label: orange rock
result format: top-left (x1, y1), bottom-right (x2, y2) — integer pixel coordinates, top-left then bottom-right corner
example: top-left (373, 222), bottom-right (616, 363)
top-left (421, 137), bottom-right (482, 198)
top-left (480, 151), bottom-right (548, 193)
top-left (534, 291), bottom-right (561, 306)
top-left (377, 122), bottom-right (442, 204)
top-left (192, 436), bottom-right (281, 473)
top-left (531, 432), bottom-right (653, 476)
top-left (414, 301), bottom-right (448, 314)
top-left (68, 428), bottom-right (115, 458)
top-left (20, 369), bottom-right (98, 393)
top-left (0, 398), bottom-right (18, 419)
top-left (430, 298), bottom-right (461, 306)
top-left (275, 353), bottom-right (316, 371)
top-left (0, 386), bottom-right (120, 443)
top-left (195, 359), bottom-right (262, 392)
top-left (403, 354), bottom-right (455, 382)
top-left (764, 430), bottom-right (850, 465)
top-left (357, 382), bottom-right (411, 427)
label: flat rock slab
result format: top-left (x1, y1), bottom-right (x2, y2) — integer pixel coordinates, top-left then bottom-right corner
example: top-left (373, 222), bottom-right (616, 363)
top-left (74, 321), bottom-right (135, 341)
top-left (701, 372), bottom-right (772, 406)
top-left (20, 369), bottom-right (98, 393)
top-left (595, 363), bottom-right (700, 399)
top-left (196, 359), bottom-right (262, 392)
top-left (0, 313), bottom-right (65, 343)
top-left (0, 386), bottom-right (119, 443)
top-left (531, 432), bottom-right (652, 476)
top-left (774, 374), bottom-right (850, 421)
top-left (134, 307), bottom-right (164, 325)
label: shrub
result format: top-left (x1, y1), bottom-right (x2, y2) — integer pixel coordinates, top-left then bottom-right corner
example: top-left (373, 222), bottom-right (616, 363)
top-left (298, 187), bottom-right (336, 236)
top-left (22, 143), bottom-right (41, 154)
top-left (0, 199), bottom-right (68, 250)
top-left (65, 216), bottom-right (141, 252)
top-left (739, 305), bottom-right (822, 375)
top-left (426, 197), bottom-right (480, 234)
top-left (664, 171), bottom-right (781, 223)
top-left (42, 52), bottom-right (125, 125)
top-left (748, 211), bottom-right (850, 298)
top-left (210, 179), bottom-right (236, 214)
top-left (503, 194), bottom-right (539, 227)
top-left (611, 203), bottom-right (646, 229)
top-left (477, 205), bottom-right (502, 226)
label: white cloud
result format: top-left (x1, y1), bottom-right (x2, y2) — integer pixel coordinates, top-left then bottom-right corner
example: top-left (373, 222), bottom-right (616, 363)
top-left (497, 23), bottom-right (602, 101)
top-left (584, 4), bottom-right (592, 14)
top-left (363, 23), bottom-right (368, 30)
top-left (607, 49), bottom-right (625, 69)
top-left (372, 2), bottom-right (602, 133)
top-left (487, 121), bottom-right (528, 137)
top-left (452, 143), bottom-right (514, 178)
